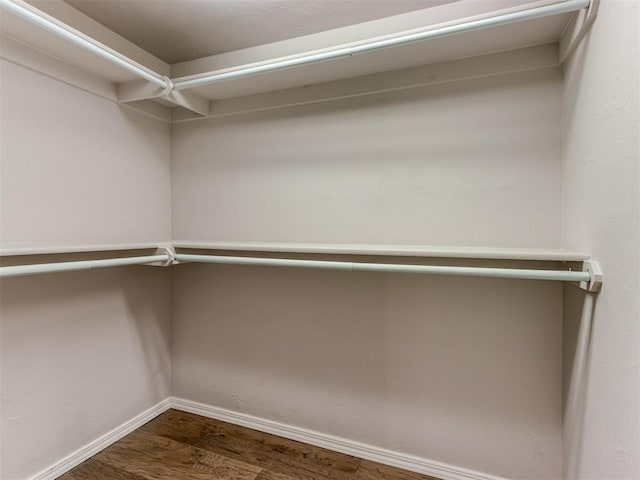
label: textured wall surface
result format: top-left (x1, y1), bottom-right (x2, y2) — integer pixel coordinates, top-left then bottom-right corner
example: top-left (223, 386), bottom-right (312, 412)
top-left (0, 61), bottom-right (173, 480)
top-left (0, 267), bottom-right (172, 480)
top-left (171, 64), bottom-right (566, 479)
top-left (561, 1), bottom-right (640, 479)
top-left (172, 68), bottom-right (563, 248)
top-left (172, 263), bottom-right (562, 479)
top-left (0, 60), bottom-right (171, 251)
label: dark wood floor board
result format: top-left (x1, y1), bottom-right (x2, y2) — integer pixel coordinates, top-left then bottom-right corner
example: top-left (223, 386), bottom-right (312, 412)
top-left (95, 430), bottom-right (262, 480)
top-left (195, 424), bottom-right (361, 480)
top-left (58, 459), bottom-right (147, 480)
top-left (145, 410), bottom-right (360, 480)
top-left (58, 409), bottom-right (442, 480)
top-left (355, 460), bottom-right (442, 480)
top-left (139, 409), bottom-right (217, 445)
top-left (254, 469), bottom-right (300, 480)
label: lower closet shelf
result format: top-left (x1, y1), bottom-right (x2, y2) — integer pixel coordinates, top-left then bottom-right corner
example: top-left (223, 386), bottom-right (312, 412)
top-left (0, 242), bottom-right (602, 291)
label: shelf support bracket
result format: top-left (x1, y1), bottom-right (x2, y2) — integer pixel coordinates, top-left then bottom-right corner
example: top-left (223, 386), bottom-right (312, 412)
top-left (163, 89), bottom-right (210, 116)
top-left (580, 260), bottom-right (602, 292)
top-left (117, 79), bottom-right (210, 117)
top-left (146, 246), bottom-right (175, 267)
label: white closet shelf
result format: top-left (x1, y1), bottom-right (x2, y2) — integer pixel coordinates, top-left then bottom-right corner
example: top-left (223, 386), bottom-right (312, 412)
top-left (170, 0), bottom-right (588, 102)
top-left (0, 242), bottom-right (589, 262)
top-left (0, 0), bottom-right (591, 115)
top-left (173, 242), bottom-right (589, 262)
top-left (0, 243), bottom-right (600, 291)
top-left (0, 242), bottom-right (170, 257)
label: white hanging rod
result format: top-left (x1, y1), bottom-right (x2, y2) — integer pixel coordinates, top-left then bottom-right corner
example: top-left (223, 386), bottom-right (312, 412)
top-left (0, 0), bottom-right (170, 89)
top-left (0, 251), bottom-right (600, 289)
top-left (174, 253), bottom-right (591, 283)
top-left (172, 0), bottom-right (590, 91)
top-left (0, 254), bottom-right (169, 278)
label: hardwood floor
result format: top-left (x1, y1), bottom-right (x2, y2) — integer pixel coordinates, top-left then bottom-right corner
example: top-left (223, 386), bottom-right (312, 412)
top-left (59, 409), bottom-right (442, 480)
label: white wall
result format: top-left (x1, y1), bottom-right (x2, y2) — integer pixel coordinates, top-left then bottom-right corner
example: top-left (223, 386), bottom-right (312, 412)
top-left (0, 61), bottom-right (173, 480)
top-left (172, 68), bottom-right (563, 248)
top-left (0, 266), bottom-right (172, 480)
top-left (172, 263), bottom-right (562, 479)
top-left (0, 59), bottom-right (171, 251)
top-left (561, 1), bottom-right (640, 479)
top-left (171, 65), bottom-right (566, 479)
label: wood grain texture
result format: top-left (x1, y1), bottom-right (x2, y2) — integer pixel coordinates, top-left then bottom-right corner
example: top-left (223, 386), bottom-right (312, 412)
top-left (355, 460), bottom-right (440, 480)
top-left (59, 409), bottom-right (441, 480)
top-left (57, 459), bottom-right (146, 480)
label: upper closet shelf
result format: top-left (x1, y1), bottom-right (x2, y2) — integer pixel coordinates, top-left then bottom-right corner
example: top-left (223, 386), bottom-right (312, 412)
top-left (0, 0), bottom-right (592, 115)
top-left (169, 0), bottom-right (588, 101)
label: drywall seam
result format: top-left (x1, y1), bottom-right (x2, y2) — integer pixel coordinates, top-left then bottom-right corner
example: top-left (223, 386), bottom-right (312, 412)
top-left (170, 397), bottom-right (511, 480)
top-left (26, 398), bottom-right (171, 480)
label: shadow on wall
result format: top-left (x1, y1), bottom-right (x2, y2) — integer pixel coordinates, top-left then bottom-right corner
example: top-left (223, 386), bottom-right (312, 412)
top-left (562, 26), bottom-right (591, 163)
top-left (560, 12), bottom-right (599, 480)
top-left (117, 105), bottom-right (171, 170)
top-left (170, 66), bottom-right (563, 249)
top-left (0, 266), bottom-right (172, 462)
top-left (121, 266), bottom-right (173, 402)
top-left (176, 69), bottom-right (558, 173)
top-left (563, 283), bottom-right (597, 479)
top-left (0, 266), bottom-right (173, 479)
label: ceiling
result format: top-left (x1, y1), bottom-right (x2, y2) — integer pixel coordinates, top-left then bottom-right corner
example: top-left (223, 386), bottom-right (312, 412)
top-left (61, 0), bottom-right (459, 64)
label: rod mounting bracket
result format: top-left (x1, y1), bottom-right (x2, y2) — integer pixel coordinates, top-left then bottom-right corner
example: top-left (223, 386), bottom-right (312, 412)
top-left (148, 246), bottom-right (175, 267)
top-left (580, 260), bottom-right (602, 292)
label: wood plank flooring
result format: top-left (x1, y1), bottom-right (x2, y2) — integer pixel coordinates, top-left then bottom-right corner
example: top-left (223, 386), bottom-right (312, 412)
top-left (59, 409), bottom-right (442, 480)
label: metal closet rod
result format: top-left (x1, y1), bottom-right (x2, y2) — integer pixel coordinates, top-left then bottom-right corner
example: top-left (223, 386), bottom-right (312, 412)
top-left (172, 0), bottom-right (591, 91)
top-left (0, 252), bottom-right (592, 283)
top-left (1, 0), bottom-right (590, 92)
top-left (174, 254), bottom-right (591, 283)
top-left (0, 254), bottom-right (170, 278)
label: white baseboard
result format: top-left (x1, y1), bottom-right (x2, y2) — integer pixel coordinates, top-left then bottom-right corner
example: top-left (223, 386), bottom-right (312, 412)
top-left (170, 397), bottom-right (509, 480)
top-left (28, 398), bottom-right (171, 480)
top-left (26, 396), bottom-right (507, 480)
